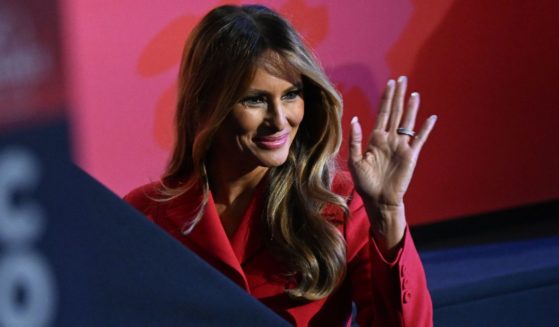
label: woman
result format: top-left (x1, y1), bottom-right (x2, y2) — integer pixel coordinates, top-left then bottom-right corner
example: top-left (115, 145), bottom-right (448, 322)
top-left (125, 4), bottom-right (436, 326)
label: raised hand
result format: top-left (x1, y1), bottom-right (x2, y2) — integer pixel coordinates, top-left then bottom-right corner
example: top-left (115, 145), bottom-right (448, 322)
top-left (348, 76), bottom-right (437, 254)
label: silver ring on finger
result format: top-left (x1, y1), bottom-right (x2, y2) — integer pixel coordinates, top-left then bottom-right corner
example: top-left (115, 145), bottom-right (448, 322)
top-left (397, 127), bottom-right (416, 137)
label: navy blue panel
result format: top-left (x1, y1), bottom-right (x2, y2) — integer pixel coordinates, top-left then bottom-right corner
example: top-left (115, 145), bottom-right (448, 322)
top-left (0, 119), bottom-right (288, 326)
top-left (423, 238), bottom-right (559, 326)
top-left (433, 267), bottom-right (559, 327)
top-left (423, 237), bottom-right (559, 291)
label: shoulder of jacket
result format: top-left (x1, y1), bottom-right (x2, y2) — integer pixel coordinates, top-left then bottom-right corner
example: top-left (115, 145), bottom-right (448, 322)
top-left (123, 181), bottom-right (162, 214)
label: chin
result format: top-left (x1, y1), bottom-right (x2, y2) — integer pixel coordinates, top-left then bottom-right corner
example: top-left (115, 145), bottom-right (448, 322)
top-left (257, 156), bottom-right (289, 168)
top-left (253, 150), bottom-right (290, 168)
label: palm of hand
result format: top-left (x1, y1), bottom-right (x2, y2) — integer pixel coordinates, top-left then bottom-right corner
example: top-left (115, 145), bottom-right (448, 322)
top-left (348, 77), bottom-right (437, 209)
top-left (352, 129), bottom-right (417, 207)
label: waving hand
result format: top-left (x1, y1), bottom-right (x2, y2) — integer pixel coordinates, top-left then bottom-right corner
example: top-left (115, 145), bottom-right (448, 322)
top-left (348, 76), bottom-right (437, 255)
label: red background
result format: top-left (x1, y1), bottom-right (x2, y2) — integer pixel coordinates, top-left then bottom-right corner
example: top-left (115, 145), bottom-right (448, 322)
top-left (61, 0), bottom-right (559, 225)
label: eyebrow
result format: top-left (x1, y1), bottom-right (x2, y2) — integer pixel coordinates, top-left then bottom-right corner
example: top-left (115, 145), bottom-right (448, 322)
top-left (245, 82), bottom-right (303, 95)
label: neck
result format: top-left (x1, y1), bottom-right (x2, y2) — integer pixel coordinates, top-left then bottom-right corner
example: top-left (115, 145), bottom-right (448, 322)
top-left (207, 160), bottom-right (268, 206)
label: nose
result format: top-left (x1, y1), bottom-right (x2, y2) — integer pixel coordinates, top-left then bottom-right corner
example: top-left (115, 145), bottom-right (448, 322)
top-left (267, 100), bottom-right (288, 130)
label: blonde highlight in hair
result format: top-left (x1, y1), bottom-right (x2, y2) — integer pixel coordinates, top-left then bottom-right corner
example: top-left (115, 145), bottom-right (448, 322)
top-left (162, 4), bottom-right (348, 299)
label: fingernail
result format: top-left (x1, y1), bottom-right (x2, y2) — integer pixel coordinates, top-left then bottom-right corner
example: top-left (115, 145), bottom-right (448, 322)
top-left (411, 92), bottom-right (419, 98)
top-left (351, 116), bottom-right (358, 124)
top-left (431, 115), bottom-right (438, 122)
top-left (398, 76), bottom-right (407, 83)
top-left (387, 79), bottom-right (395, 87)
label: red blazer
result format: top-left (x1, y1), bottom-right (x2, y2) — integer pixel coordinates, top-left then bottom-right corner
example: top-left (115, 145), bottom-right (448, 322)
top-left (124, 172), bottom-right (432, 326)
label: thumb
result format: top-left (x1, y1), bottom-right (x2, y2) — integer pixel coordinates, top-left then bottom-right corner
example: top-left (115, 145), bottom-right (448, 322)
top-left (349, 116), bottom-right (363, 164)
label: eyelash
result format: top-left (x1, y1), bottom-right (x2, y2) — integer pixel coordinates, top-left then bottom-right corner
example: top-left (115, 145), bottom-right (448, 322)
top-left (240, 89), bottom-right (303, 107)
top-left (283, 89), bottom-right (303, 100)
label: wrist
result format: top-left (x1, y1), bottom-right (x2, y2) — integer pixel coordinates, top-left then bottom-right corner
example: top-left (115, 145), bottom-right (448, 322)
top-left (363, 198), bottom-right (406, 224)
top-left (364, 201), bottom-right (407, 259)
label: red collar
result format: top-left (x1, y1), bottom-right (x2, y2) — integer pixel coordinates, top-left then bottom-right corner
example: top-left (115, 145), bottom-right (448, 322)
top-left (161, 181), bottom-right (267, 291)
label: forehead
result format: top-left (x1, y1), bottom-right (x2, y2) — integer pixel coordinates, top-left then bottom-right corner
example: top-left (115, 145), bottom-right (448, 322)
top-left (247, 67), bottom-right (301, 92)
top-left (253, 51), bottom-right (302, 87)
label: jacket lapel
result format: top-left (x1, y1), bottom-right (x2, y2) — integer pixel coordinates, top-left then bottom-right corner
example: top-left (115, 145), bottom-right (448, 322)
top-left (230, 183), bottom-right (267, 266)
top-left (162, 185), bottom-right (250, 290)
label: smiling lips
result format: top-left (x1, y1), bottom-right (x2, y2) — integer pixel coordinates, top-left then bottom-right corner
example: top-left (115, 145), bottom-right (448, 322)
top-left (253, 132), bottom-right (289, 150)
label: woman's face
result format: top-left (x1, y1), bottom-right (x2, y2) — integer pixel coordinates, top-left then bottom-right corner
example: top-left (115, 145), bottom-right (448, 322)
top-left (212, 66), bottom-right (305, 171)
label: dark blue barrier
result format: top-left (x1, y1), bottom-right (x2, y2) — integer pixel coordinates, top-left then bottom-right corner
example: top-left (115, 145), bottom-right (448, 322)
top-left (0, 119), bottom-right (288, 326)
top-left (423, 237), bottom-right (559, 326)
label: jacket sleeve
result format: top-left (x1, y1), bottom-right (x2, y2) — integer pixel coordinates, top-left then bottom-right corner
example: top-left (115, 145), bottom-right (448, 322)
top-left (344, 187), bottom-right (433, 327)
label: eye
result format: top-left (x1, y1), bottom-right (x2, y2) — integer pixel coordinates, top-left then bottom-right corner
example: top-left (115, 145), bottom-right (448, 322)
top-left (282, 89), bottom-right (303, 101)
top-left (240, 95), bottom-right (267, 108)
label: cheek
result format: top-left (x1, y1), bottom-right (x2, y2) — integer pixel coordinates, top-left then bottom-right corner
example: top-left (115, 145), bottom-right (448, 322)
top-left (229, 107), bottom-right (262, 135)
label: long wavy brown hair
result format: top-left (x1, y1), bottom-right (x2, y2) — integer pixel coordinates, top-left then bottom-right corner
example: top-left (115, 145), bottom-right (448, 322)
top-left (162, 4), bottom-right (348, 300)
